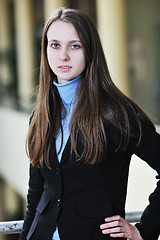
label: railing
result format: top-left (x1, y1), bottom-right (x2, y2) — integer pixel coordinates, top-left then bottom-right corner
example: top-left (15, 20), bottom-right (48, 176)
top-left (0, 211), bottom-right (142, 235)
top-left (0, 220), bottom-right (23, 235)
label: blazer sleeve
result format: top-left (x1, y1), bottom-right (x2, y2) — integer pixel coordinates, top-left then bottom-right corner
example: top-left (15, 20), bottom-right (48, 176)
top-left (132, 122), bottom-right (160, 240)
top-left (19, 164), bottom-right (44, 240)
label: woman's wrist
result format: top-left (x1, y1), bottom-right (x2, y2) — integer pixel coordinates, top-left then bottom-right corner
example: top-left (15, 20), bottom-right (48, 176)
top-left (134, 226), bottom-right (143, 240)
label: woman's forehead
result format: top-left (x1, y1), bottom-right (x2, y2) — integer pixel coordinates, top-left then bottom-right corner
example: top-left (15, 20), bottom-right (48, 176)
top-left (47, 20), bottom-right (79, 41)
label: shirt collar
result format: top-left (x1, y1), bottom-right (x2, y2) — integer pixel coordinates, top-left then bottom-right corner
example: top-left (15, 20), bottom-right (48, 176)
top-left (53, 75), bottom-right (81, 105)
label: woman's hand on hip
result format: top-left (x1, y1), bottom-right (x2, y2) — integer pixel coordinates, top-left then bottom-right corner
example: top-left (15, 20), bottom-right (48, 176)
top-left (100, 215), bottom-right (143, 239)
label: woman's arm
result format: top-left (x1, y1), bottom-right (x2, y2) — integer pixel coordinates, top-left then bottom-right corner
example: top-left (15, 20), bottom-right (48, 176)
top-left (101, 121), bottom-right (160, 239)
top-left (133, 123), bottom-right (160, 240)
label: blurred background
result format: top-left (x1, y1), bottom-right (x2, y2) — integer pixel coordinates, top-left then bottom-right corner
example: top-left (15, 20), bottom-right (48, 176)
top-left (0, 0), bottom-right (160, 239)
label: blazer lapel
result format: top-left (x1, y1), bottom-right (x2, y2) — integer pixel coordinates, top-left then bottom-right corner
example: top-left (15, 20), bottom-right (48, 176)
top-left (47, 138), bottom-right (59, 169)
top-left (48, 136), bottom-right (72, 166)
top-left (60, 137), bottom-right (71, 164)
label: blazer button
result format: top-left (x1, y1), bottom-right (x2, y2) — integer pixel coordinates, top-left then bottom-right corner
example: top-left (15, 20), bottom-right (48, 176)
top-left (57, 199), bottom-right (61, 207)
top-left (56, 167), bottom-right (60, 175)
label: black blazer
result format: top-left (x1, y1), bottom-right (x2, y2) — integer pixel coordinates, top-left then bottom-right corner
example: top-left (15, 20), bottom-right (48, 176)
top-left (19, 120), bottom-right (160, 240)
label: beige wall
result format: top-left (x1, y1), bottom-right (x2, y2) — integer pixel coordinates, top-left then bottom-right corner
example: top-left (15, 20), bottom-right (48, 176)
top-left (44, 0), bottom-right (66, 20)
top-left (0, 107), bottom-right (29, 198)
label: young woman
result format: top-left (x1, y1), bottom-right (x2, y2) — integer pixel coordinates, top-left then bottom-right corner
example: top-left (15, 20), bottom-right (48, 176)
top-left (19, 7), bottom-right (160, 240)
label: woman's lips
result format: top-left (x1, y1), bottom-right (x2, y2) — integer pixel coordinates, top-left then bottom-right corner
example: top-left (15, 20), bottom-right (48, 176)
top-left (58, 65), bottom-right (72, 72)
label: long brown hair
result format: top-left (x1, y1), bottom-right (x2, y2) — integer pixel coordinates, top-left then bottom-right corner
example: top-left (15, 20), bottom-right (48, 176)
top-left (27, 7), bottom-right (155, 167)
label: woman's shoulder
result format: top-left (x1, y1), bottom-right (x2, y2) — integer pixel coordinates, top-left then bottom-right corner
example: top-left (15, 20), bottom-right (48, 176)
top-left (103, 98), bottom-right (157, 150)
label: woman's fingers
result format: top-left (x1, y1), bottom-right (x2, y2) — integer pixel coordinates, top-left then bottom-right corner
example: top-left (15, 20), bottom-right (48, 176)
top-left (100, 215), bottom-right (143, 240)
top-left (101, 226), bottom-right (124, 235)
top-left (100, 216), bottom-right (124, 236)
top-left (100, 215), bottom-right (122, 229)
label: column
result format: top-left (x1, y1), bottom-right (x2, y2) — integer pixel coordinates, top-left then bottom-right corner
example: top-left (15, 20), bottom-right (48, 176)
top-left (96, 0), bottom-right (129, 95)
top-left (44, 0), bottom-right (66, 20)
top-left (14, 0), bottom-right (35, 109)
top-left (0, 0), bottom-right (12, 91)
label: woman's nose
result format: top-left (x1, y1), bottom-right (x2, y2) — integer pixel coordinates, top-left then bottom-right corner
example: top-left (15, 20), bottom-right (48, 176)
top-left (59, 48), bottom-right (70, 61)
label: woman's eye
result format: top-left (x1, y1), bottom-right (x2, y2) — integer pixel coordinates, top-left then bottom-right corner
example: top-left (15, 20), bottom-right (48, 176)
top-left (70, 44), bottom-right (80, 49)
top-left (51, 43), bottom-right (60, 49)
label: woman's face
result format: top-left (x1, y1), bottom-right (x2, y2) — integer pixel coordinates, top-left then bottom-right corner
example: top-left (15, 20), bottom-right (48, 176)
top-left (47, 20), bottom-right (86, 84)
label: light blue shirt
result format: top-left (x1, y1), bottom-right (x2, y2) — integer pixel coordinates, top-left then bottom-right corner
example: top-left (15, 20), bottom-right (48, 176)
top-left (52, 76), bottom-right (80, 240)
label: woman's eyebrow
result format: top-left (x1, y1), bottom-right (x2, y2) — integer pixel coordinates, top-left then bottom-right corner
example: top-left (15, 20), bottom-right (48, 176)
top-left (48, 39), bottom-right (82, 43)
top-left (69, 40), bottom-right (82, 43)
top-left (48, 39), bottom-right (59, 43)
